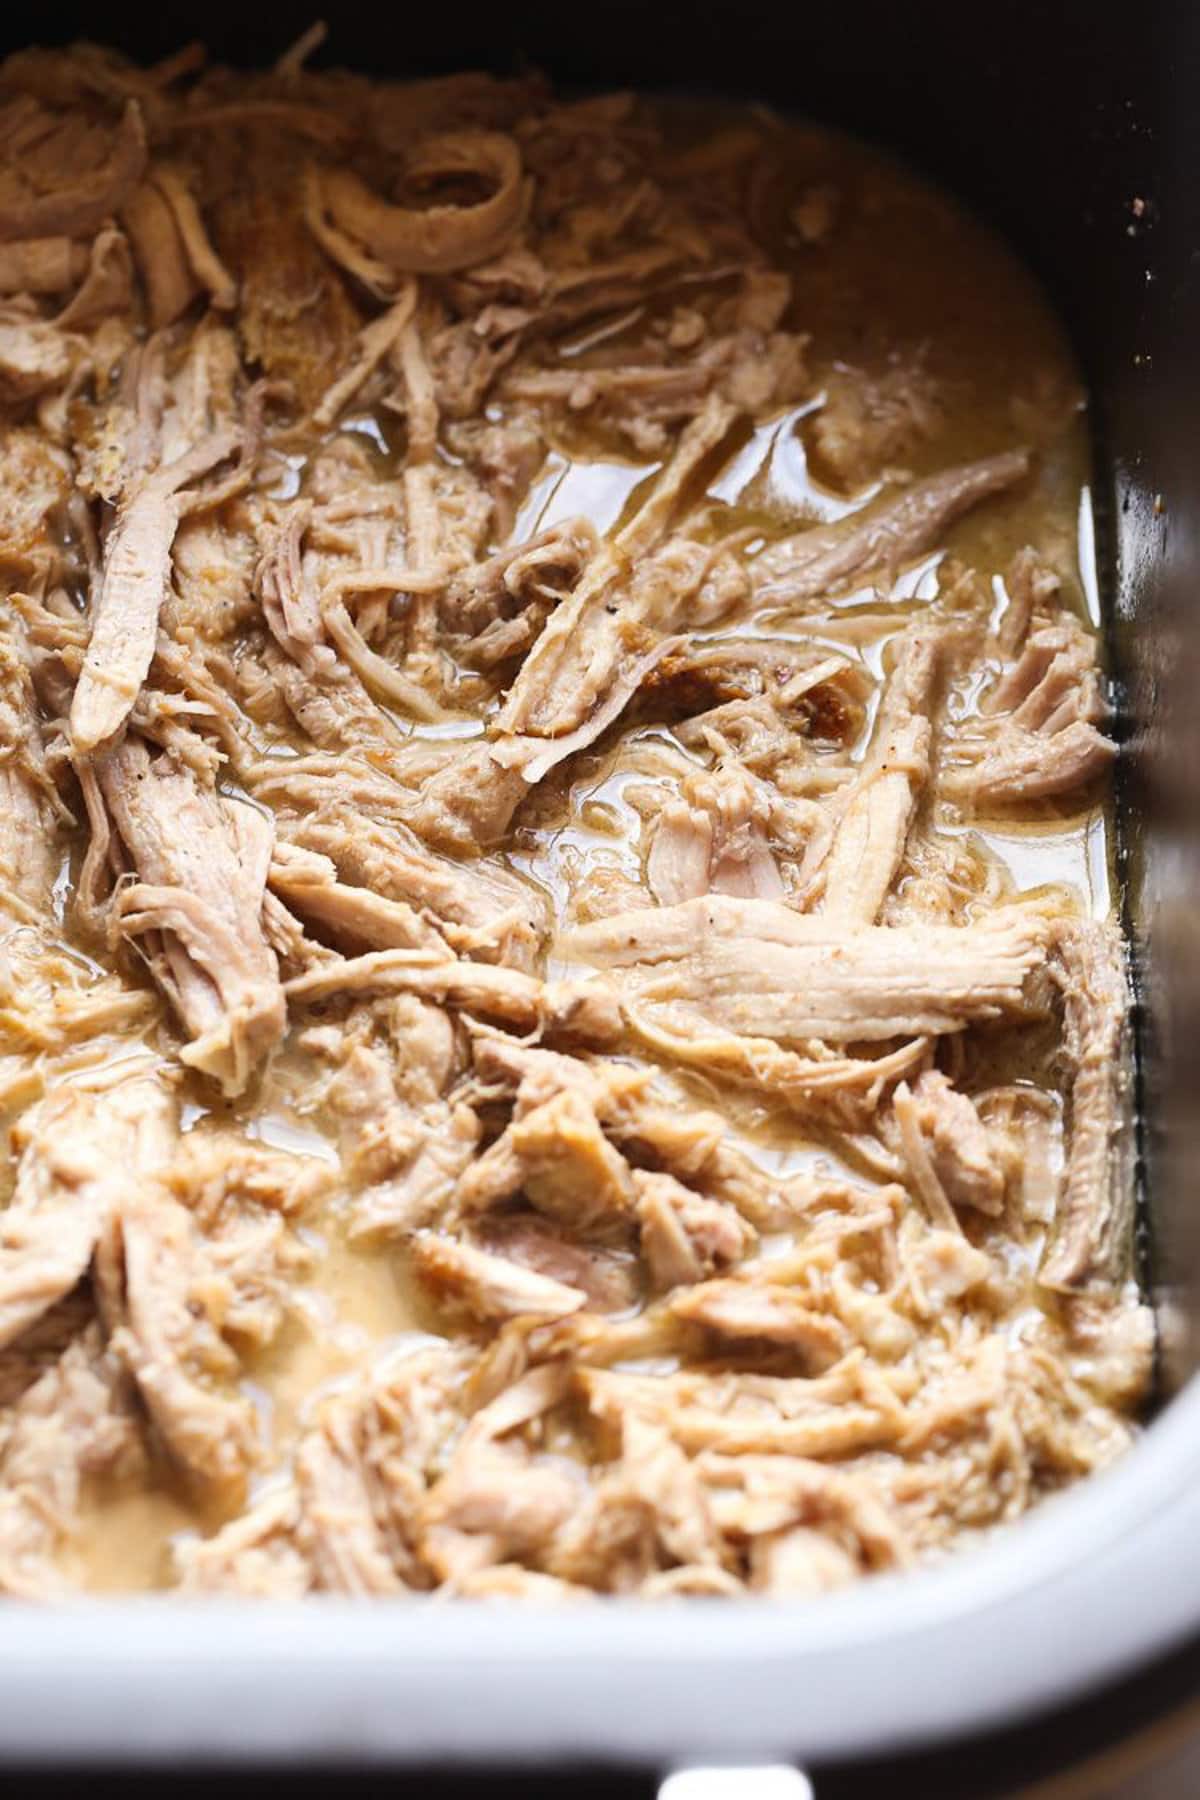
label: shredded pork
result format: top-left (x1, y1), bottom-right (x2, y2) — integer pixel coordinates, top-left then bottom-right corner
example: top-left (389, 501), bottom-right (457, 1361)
top-left (0, 40), bottom-right (1146, 1602)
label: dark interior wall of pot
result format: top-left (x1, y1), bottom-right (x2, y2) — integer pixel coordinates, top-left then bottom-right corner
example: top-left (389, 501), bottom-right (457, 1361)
top-left (10, 0), bottom-right (1200, 1381)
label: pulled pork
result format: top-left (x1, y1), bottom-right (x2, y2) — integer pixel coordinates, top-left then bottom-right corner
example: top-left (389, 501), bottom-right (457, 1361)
top-left (0, 40), bottom-right (1145, 1602)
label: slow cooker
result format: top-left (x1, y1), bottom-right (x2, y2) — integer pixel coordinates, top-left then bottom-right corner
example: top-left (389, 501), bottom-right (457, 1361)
top-left (2, 0), bottom-right (1198, 1790)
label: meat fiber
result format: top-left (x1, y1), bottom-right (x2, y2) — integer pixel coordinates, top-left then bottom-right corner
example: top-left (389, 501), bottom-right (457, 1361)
top-left (0, 98), bottom-right (147, 239)
top-left (267, 840), bottom-right (449, 955)
top-left (0, 1327), bottom-right (143, 1597)
top-left (671, 1278), bottom-right (850, 1366)
top-left (99, 1134), bottom-right (312, 1503)
top-left (809, 355), bottom-right (944, 492)
top-left (71, 426), bottom-right (251, 751)
top-left (0, 618), bottom-right (61, 917)
top-left (0, 310), bottom-right (78, 402)
top-left (899, 1071), bottom-right (1011, 1218)
top-left (91, 738), bottom-right (285, 1094)
top-left (275, 805), bottom-right (546, 970)
top-left (816, 630), bottom-right (939, 921)
top-left (456, 1085), bottom-right (636, 1230)
top-left (491, 397), bottom-right (738, 786)
top-left (0, 1079), bottom-right (173, 1351)
top-left (563, 896), bottom-right (1046, 1042)
top-left (1039, 921), bottom-right (1134, 1294)
top-left (293, 1003), bottom-right (475, 1238)
top-left (752, 450), bottom-right (1030, 607)
top-left (647, 763), bottom-right (784, 904)
top-left (944, 617), bottom-right (1115, 806)
top-left (285, 947), bottom-right (623, 1047)
top-left (635, 1171), bottom-right (755, 1291)
top-left (0, 427), bottom-right (72, 574)
top-left (411, 1232), bottom-right (587, 1323)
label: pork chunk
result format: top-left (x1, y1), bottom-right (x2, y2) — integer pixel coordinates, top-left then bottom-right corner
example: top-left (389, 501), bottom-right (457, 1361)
top-left (753, 450), bottom-right (1030, 606)
top-left (563, 895), bottom-right (1047, 1043)
top-left (93, 738), bottom-right (285, 1094)
top-left (1039, 921), bottom-right (1133, 1294)
top-left (0, 1079), bottom-right (173, 1351)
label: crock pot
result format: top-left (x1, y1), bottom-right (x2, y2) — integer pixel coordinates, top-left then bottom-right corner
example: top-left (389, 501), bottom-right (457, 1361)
top-left (2, 0), bottom-right (1197, 1790)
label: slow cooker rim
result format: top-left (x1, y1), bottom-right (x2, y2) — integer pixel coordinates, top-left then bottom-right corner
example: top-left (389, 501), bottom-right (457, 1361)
top-left (2, 1370), bottom-right (1198, 1767)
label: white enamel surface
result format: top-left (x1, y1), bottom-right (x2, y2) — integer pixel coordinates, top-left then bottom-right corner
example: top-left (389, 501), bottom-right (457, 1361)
top-left (1, 1378), bottom-right (1198, 1766)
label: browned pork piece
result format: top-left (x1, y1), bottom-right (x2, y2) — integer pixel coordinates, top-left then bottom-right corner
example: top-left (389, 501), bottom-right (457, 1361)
top-left (56, 221), bottom-right (134, 328)
top-left (0, 427), bottom-right (73, 575)
top-left (0, 236), bottom-right (85, 295)
top-left (0, 96), bottom-right (147, 240)
top-left (218, 151), bottom-right (363, 414)
top-left (752, 449), bottom-right (1030, 606)
top-left (0, 306), bottom-right (82, 402)
top-left (85, 737), bottom-right (285, 1093)
top-left (121, 177), bottom-right (198, 329)
top-left (309, 130), bottom-right (527, 275)
top-left (562, 895), bottom-right (1046, 1042)
top-left (135, 163), bottom-right (236, 318)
